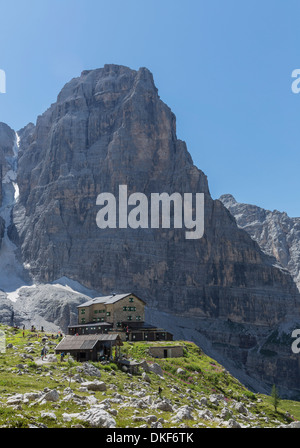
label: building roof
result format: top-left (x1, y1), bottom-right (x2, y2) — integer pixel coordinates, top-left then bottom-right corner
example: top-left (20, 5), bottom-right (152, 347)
top-left (77, 293), bottom-right (145, 308)
top-left (68, 322), bottom-right (112, 328)
top-left (55, 334), bottom-right (122, 351)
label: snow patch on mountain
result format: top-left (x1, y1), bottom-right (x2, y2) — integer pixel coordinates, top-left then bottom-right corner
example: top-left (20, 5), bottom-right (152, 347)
top-left (51, 276), bottom-right (98, 298)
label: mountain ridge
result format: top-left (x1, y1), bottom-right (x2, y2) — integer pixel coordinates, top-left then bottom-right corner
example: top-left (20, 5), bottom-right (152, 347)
top-left (220, 193), bottom-right (300, 291)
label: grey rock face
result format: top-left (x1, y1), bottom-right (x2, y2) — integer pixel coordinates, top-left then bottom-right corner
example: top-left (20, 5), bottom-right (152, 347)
top-left (13, 65), bottom-right (209, 292)
top-left (0, 217), bottom-right (4, 248)
top-left (0, 291), bottom-right (14, 326)
top-left (0, 123), bottom-right (16, 177)
top-left (1, 64), bottom-right (300, 398)
top-left (220, 194), bottom-right (300, 291)
top-left (11, 65), bottom-right (300, 321)
top-left (0, 123), bottom-right (16, 247)
top-left (10, 283), bottom-right (93, 332)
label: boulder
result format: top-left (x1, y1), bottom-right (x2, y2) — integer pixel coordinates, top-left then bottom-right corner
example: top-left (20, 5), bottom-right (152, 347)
top-left (77, 362), bottom-right (101, 378)
top-left (41, 412), bottom-right (57, 420)
top-left (142, 372), bottom-right (151, 383)
top-left (209, 394), bottom-right (219, 406)
top-left (43, 389), bottom-right (60, 402)
top-left (148, 363), bottom-right (163, 377)
top-left (199, 397), bottom-right (207, 406)
top-left (146, 415), bottom-right (157, 424)
top-left (6, 394), bottom-right (23, 405)
top-left (81, 380), bottom-right (106, 391)
top-left (78, 406), bottom-right (116, 428)
top-left (220, 407), bottom-right (232, 421)
top-left (23, 392), bottom-right (41, 401)
top-left (172, 405), bottom-right (194, 421)
top-left (227, 418), bottom-right (241, 428)
top-left (62, 413), bottom-right (80, 422)
top-left (155, 400), bottom-right (173, 412)
top-left (197, 409), bottom-right (214, 420)
top-left (234, 402), bottom-right (248, 415)
top-left (140, 360), bottom-right (150, 372)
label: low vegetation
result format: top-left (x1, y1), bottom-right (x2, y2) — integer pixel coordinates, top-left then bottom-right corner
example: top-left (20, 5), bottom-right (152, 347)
top-left (0, 324), bottom-right (299, 428)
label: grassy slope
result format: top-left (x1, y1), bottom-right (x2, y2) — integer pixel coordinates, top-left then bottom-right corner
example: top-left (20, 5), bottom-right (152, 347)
top-left (0, 324), bottom-right (299, 428)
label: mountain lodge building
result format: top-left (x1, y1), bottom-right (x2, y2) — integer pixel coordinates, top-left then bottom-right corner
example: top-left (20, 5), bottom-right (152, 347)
top-left (68, 293), bottom-right (173, 342)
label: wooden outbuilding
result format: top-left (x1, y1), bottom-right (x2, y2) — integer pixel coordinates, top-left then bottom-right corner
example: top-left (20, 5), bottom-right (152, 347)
top-left (55, 334), bottom-right (123, 362)
top-left (149, 345), bottom-right (184, 358)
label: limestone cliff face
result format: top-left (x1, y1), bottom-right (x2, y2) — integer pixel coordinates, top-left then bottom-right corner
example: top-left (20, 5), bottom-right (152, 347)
top-left (5, 64), bottom-right (300, 397)
top-left (0, 123), bottom-right (17, 246)
top-left (0, 123), bottom-right (15, 175)
top-left (220, 194), bottom-right (300, 291)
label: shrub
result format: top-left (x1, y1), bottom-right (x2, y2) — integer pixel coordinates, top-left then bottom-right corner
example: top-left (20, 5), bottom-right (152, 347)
top-left (27, 361), bottom-right (38, 369)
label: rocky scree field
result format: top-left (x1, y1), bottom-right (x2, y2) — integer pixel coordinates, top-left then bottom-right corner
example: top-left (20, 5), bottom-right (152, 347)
top-left (0, 324), bottom-right (299, 429)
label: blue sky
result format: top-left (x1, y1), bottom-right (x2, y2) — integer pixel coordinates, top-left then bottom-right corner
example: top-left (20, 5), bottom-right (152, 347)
top-left (1, 0), bottom-right (300, 216)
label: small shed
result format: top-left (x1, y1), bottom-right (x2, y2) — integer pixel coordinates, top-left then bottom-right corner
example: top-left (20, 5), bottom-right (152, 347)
top-left (55, 334), bottom-right (123, 362)
top-left (149, 345), bottom-right (184, 358)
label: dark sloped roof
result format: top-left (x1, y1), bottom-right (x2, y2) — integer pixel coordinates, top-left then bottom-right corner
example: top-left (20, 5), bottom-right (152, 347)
top-left (80, 339), bottom-right (98, 350)
top-left (55, 334), bottom-right (122, 351)
top-left (77, 293), bottom-right (146, 308)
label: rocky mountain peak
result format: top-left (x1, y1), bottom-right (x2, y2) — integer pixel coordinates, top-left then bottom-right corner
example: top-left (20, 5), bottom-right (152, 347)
top-left (220, 195), bottom-right (300, 292)
top-left (219, 194), bottom-right (237, 206)
top-left (1, 65), bottom-right (300, 398)
top-left (0, 123), bottom-right (15, 156)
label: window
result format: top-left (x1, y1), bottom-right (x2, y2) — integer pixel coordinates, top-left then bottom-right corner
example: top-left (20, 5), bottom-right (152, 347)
top-left (128, 306), bottom-right (136, 311)
top-left (81, 318), bottom-right (85, 323)
top-left (127, 316), bottom-right (132, 321)
top-left (106, 312), bottom-right (111, 316)
top-left (136, 316), bottom-right (141, 321)
top-left (123, 306), bottom-right (127, 311)
top-left (101, 317), bottom-right (105, 322)
top-left (129, 297), bottom-right (134, 303)
top-left (80, 309), bottom-right (85, 315)
top-left (94, 310), bottom-right (98, 314)
top-left (117, 322), bottom-right (122, 328)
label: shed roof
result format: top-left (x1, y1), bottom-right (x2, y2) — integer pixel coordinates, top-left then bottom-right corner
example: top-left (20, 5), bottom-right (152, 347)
top-left (77, 293), bottom-right (145, 308)
top-left (55, 334), bottom-right (122, 351)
